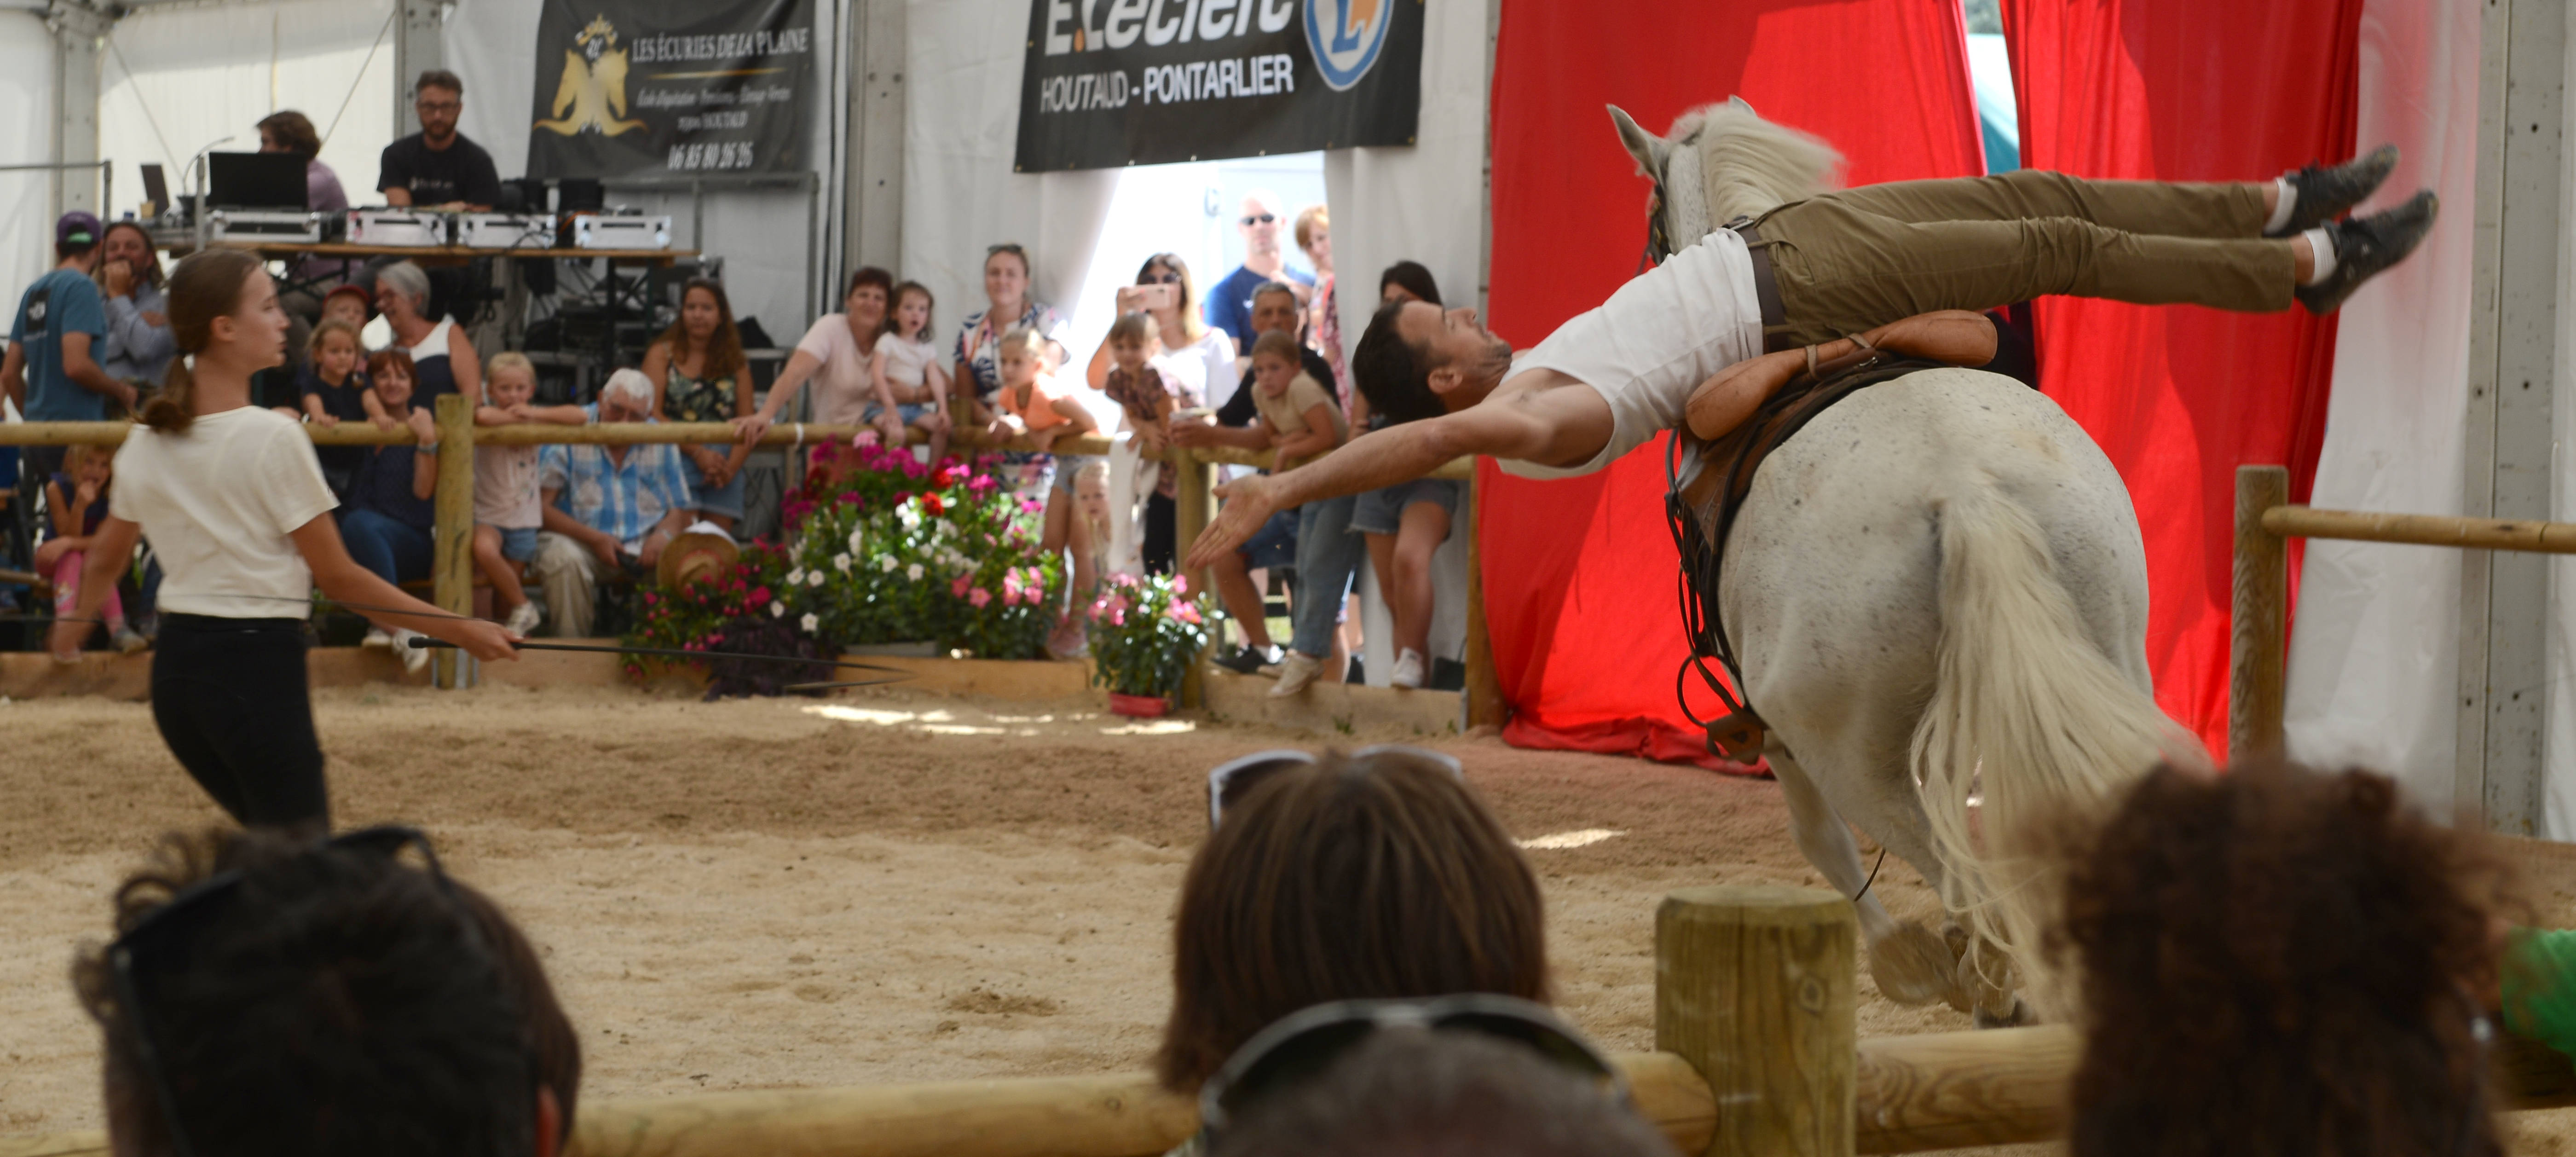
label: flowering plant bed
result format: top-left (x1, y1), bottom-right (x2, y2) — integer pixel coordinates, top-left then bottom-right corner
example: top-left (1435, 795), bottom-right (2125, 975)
top-left (781, 442), bottom-right (1063, 660)
top-left (621, 444), bottom-right (1067, 694)
top-left (623, 540), bottom-right (837, 699)
top-left (1086, 571), bottom-right (1212, 700)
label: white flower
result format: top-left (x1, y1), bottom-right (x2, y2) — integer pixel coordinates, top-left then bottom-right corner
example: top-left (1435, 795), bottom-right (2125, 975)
top-left (769, 601), bottom-right (786, 618)
top-left (906, 563), bottom-right (924, 581)
top-left (799, 613), bottom-right (820, 633)
top-left (847, 530), bottom-right (864, 553)
top-left (787, 568), bottom-right (807, 586)
top-left (896, 503), bottom-right (922, 531)
top-left (832, 552), bottom-right (853, 572)
top-left (879, 555), bottom-right (898, 573)
top-left (806, 570), bottom-right (824, 587)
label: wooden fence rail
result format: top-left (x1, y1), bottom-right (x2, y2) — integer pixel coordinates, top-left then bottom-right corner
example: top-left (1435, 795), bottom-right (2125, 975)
top-left (4, 883), bottom-right (2568, 1157)
top-left (2230, 463), bottom-right (2576, 760)
top-left (0, 416), bottom-right (1494, 717)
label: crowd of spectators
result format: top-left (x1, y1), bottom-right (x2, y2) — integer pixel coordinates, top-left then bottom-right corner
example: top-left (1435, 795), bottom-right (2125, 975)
top-left (53, 743), bottom-right (2553, 1157)
top-left (5, 71), bottom-right (1454, 685)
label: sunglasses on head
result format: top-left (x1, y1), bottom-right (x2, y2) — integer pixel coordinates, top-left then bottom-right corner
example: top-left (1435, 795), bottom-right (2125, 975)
top-left (1204, 745), bottom-right (1464, 830)
top-left (1240, 214), bottom-right (1277, 226)
top-left (110, 826), bottom-right (485, 1157)
top-left (1194, 995), bottom-right (1625, 1149)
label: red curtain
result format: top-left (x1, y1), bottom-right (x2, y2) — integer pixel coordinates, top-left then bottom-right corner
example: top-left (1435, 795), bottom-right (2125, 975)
top-left (1482, 0), bottom-right (1986, 769)
top-left (2003, 0), bottom-right (2361, 758)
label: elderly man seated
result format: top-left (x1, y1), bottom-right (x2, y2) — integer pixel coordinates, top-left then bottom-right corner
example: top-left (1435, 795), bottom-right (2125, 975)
top-left (531, 369), bottom-right (694, 637)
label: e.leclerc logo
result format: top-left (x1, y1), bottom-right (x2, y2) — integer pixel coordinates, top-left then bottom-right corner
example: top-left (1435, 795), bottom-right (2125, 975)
top-left (1303, 0), bottom-right (1391, 92)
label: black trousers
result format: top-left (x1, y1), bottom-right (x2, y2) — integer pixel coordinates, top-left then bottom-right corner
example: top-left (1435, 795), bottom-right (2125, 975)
top-left (151, 614), bottom-right (328, 830)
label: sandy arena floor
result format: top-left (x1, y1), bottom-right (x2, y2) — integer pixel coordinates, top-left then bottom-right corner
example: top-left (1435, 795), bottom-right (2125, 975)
top-left (6, 683), bottom-right (2575, 1152)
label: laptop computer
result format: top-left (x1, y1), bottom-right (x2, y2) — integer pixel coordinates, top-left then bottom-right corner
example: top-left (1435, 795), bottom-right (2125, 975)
top-left (207, 152), bottom-right (307, 210)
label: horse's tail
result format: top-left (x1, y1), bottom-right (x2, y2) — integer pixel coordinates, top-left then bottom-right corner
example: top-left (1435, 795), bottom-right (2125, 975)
top-left (1911, 475), bottom-right (2179, 1017)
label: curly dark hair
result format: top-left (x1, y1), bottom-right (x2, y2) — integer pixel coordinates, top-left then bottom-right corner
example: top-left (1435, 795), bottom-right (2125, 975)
top-left (2062, 761), bottom-right (2513, 1157)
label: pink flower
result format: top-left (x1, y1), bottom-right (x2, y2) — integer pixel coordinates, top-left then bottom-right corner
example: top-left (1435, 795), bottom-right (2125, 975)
top-left (951, 574), bottom-right (973, 598)
top-left (1110, 607), bottom-right (1127, 626)
top-left (969, 473), bottom-right (997, 493)
top-left (748, 585), bottom-right (772, 605)
top-left (1172, 575), bottom-right (1190, 596)
top-left (642, 592), bottom-right (658, 605)
top-left (1170, 602), bottom-right (1202, 625)
top-left (968, 587), bottom-right (993, 608)
top-left (1020, 498), bottom-right (1043, 515)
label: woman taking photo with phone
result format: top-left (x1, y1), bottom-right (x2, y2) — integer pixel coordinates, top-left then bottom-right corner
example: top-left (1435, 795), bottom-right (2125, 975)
top-left (1085, 254), bottom-right (1235, 407)
top-left (52, 248), bottom-right (517, 833)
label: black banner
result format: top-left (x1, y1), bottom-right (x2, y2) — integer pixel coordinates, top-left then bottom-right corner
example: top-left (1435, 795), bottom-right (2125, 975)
top-left (1014, 0), bottom-right (1422, 172)
top-left (525, 0), bottom-right (816, 179)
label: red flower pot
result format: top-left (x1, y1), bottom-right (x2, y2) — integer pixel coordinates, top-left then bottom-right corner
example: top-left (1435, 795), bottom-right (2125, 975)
top-left (1108, 692), bottom-right (1172, 718)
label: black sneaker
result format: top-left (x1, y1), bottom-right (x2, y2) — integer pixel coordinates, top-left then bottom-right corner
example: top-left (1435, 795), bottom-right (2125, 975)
top-left (1213, 645), bottom-right (1281, 675)
top-left (2296, 190), bottom-right (2437, 316)
top-left (2267, 144), bottom-right (2398, 237)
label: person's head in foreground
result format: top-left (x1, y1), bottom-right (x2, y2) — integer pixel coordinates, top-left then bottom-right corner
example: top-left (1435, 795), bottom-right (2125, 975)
top-left (2062, 760), bottom-right (2510, 1157)
top-left (1157, 747), bottom-right (1549, 1092)
top-left (1201, 996), bottom-right (1674, 1157)
top-left (74, 825), bottom-right (581, 1157)
top-left (1352, 298), bottom-right (1514, 426)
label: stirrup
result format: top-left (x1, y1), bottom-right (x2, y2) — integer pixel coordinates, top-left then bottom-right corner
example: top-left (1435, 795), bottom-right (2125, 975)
top-left (1704, 707), bottom-right (1767, 763)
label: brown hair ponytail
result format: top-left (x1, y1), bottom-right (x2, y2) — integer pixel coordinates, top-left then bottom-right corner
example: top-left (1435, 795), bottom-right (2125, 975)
top-left (139, 249), bottom-right (266, 434)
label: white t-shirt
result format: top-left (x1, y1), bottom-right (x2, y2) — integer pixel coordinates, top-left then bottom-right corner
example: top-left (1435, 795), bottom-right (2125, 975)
top-left (1500, 229), bottom-right (1764, 484)
top-left (877, 333), bottom-right (941, 393)
top-left (111, 406), bottom-right (339, 619)
top-left (792, 314), bottom-right (879, 427)
top-left (474, 443), bottom-right (542, 528)
top-left (1159, 326), bottom-right (1239, 412)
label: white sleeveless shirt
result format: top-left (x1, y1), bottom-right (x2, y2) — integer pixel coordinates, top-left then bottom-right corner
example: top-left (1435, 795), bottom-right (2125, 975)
top-left (1499, 229), bottom-right (1763, 485)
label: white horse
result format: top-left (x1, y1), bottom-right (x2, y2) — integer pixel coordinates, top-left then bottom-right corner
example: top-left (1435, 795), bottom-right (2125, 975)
top-left (1612, 99), bottom-right (2189, 1020)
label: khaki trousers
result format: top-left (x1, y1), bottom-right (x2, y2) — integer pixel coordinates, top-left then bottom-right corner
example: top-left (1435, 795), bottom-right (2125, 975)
top-left (531, 531), bottom-right (606, 638)
top-left (1756, 169), bottom-right (2287, 346)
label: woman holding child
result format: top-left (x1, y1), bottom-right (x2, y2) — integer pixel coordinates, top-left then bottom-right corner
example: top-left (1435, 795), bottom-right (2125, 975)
top-left (952, 243), bottom-right (1069, 409)
top-left (644, 278), bottom-right (755, 529)
top-left (730, 268), bottom-right (893, 460)
top-left (341, 348), bottom-right (446, 670)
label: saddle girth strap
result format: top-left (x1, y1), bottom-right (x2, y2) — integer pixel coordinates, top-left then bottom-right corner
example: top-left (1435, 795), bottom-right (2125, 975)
top-left (1666, 354), bottom-right (1953, 762)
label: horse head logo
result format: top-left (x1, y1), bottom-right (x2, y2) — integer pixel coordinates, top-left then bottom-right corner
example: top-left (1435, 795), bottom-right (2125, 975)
top-left (1302, 0), bottom-right (1391, 92)
top-left (536, 12), bottom-right (647, 138)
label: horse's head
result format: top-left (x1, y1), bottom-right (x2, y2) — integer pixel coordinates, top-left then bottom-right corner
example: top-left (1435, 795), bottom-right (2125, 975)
top-left (1609, 97), bottom-right (1845, 266)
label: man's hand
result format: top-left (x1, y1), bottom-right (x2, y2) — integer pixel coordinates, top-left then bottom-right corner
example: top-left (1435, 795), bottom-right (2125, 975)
top-left (1183, 474), bottom-right (1280, 572)
top-left (104, 261), bottom-right (133, 298)
top-left (587, 530), bottom-right (623, 569)
top-left (638, 527), bottom-right (676, 567)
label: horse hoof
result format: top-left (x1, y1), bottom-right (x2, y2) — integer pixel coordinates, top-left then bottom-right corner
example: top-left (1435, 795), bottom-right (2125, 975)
top-left (1867, 923), bottom-right (1957, 1007)
top-left (1973, 997), bottom-right (2037, 1029)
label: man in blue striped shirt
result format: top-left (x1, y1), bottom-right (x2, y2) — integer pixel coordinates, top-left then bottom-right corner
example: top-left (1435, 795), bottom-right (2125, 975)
top-left (532, 370), bottom-right (695, 636)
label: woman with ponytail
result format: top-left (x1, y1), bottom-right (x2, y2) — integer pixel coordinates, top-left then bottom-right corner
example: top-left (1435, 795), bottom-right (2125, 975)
top-left (49, 249), bottom-right (517, 832)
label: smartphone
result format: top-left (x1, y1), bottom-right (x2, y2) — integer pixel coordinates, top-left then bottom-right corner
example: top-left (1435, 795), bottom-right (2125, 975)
top-left (1172, 406), bottom-right (1214, 422)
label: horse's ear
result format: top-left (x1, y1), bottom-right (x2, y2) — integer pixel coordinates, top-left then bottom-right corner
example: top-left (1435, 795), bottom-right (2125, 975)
top-left (1728, 94), bottom-right (1759, 116)
top-left (1608, 104), bottom-right (1668, 179)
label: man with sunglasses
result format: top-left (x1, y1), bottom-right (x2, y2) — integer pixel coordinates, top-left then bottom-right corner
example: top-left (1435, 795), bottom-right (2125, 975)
top-left (378, 69), bottom-right (502, 211)
top-left (1205, 190), bottom-right (1315, 356)
top-left (76, 826), bottom-right (573, 1157)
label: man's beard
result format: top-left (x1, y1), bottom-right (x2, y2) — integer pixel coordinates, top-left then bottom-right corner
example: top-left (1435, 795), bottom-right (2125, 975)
top-left (1469, 334), bottom-right (1514, 383)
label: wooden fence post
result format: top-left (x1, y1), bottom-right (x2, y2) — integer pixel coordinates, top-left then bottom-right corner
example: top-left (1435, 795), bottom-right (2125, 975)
top-left (1172, 448), bottom-right (1215, 708)
top-left (1462, 466), bottom-right (1505, 729)
top-left (2230, 465), bottom-right (2290, 762)
top-left (432, 394), bottom-right (476, 690)
top-left (1657, 885), bottom-right (1857, 1157)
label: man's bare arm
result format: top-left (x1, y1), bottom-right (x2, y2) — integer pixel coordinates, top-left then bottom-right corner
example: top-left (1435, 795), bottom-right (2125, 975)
top-left (1181, 380), bottom-right (1613, 571)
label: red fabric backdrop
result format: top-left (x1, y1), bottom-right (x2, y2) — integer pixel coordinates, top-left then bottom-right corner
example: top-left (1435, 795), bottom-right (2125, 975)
top-left (2002, 0), bottom-right (2360, 757)
top-left (1481, 0), bottom-right (1986, 768)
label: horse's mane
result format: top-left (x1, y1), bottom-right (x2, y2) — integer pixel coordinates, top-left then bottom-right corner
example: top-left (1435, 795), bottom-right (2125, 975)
top-left (1669, 101), bottom-right (1845, 225)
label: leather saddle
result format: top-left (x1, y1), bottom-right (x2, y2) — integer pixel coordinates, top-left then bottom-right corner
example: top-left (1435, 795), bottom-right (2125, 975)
top-left (1669, 351), bottom-right (1953, 763)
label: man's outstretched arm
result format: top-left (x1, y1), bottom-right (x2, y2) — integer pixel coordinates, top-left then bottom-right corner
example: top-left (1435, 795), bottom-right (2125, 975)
top-left (1182, 379), bottom-right (1612, 571)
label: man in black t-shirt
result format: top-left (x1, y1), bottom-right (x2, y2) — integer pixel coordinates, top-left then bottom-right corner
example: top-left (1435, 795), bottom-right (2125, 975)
top-left (379, 69), bottom-right (502, 210)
